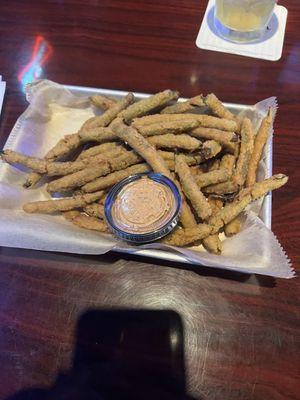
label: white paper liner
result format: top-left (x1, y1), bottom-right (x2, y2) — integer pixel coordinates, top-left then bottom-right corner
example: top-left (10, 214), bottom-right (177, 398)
top-left (0, 80), bottom-right (293, 278)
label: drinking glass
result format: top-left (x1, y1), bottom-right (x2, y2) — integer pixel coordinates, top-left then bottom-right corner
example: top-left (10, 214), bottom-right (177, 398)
top-left (214, 0), bottom-right (277, 43)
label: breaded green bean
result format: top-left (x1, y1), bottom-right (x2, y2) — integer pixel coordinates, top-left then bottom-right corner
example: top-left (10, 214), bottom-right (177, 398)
top-left (78, 127), bottom-right (117, 143)
top-left (45, 94), bottom-right (133, 162)
top-left (204, 180), bottom-right (238, 195)
top-left (220, 154), bottom-right (236, 173)
top-left (1, 150), bottom-right (47, 173)
top-left (194, 169), bottom-right (230, 189)
top-left (207, 159), bottom-right (221, 171)
top-left (45, 133), bottom-right (82, 160)
top-left (148, 134), bottom-right (201, 151)
top-left (190, 127), bottom-right (238, 152)
top-left (82, 163), bottom-right (150, 193)
top-left (246, 108), bottom-right (273, 187)
top-left (158, 151), bottom-right (211, 168)
top-left (224, 215), bottom-right (243, 237)
top-left (77, 142), bottom-right (120, 160)
top-left (83, 203), bottom-right (105, 219)
top-left (175, 155), bottom-right (212, 220)
top-left (110, 118), bottom-right (172, 179)
top-left (132, 114), bottom-right (238, 132)
top-left (135, 119), bottom-right (199, 136)
top-left (47, 152), bottom-right (141, 193)
top-left (45, 128), bottom-right (117, 164)
top-left (249, 174), bottom-right (288, 200)
top-left (89, 94), bottom-right (117, 110)
top-left (1, 149), bottom-right (124, 177)
top-left (160, 95), bottom-right (205, 114)
top-left (24, 141), bottom-right (63, 188)
top-left (210, 174), bottom-right (288, 231)
top-left (81, 92), bottom-right (134, 130)
top-left (202, 154), bottom-right (236, 194)
top-left (64, 211), bottom-right (108, 232)
top-left (171, 173), bottom-right (197, 229)
top-left (24, 172), bottom-right (45, 188)
top-left (119, 90), bottom-right (179, 123)
top-left (23, 191), bottom-right (104, 214)
top-left (233, 118), bottom-right (255, 187)
top-left (203, 198), bottom-right (223, 254)
top-left (201, 140), bottom-right (222, 159)
top-left (179, 197), bottom-right (198, 228)
top-left (163, 196), bottom-right (249, 247)
top-left (205, 93), bottom-right (237, 121)
top-left (46, 152), bottom-right (121, 176)
top-left (162, 224), bottom-right (212, 247)
top-left (209, 196), bottom-right (252, 232)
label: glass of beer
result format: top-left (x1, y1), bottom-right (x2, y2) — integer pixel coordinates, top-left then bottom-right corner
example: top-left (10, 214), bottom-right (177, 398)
top-left (214, 0), bottom-right (277, 43)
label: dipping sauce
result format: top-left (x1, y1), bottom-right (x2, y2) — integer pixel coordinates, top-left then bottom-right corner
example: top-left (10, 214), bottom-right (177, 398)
top-left (105, 173), bottom-right (181, 243)
top-left (112, 176), bottom-right (176, 234)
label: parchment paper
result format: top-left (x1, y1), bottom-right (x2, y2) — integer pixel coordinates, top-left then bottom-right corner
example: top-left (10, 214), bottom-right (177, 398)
top-left (0, 80), bottom-right (293, 278)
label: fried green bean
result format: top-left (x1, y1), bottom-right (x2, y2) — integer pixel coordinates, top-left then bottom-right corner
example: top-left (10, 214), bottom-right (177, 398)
top-left (81, 92), bottom-right (134, 130)
top-left (160, 95), bottom-right (205, 114)
top-left (210, 174), bottom-right (288, 231)
top-left (246, 108), bottom-right (273, 187)
top-left (24, 141), bottom-right (63, 188)
top-left (175, 154), bottom-right (212, 220)
top-left (224, 215), bottom-right (243, 237)
top-left (89, 94), bottom-right (117, 110)
top-left (41, 133), bottom-right (82, 161)
top-left (204, 180), bottom-right (238, 195)
top-left (110, 119), bottom-right (197, 228)
top-left (249, 173), bottom-right (288, 200)
top-left (46, 152), bottom-right (121, 176)
top-left (162, 224), bottom-right (212, 247)
top-left (77, 142), bottom-right (120, 160)
top-left (119, 90), bottom-right (179, 123)
top-left (83, 203), bottom-right (105, 219)
top-left (110, 118), bottom-right (172, 179)
top-left (207, 159), bottom-right (220, 171)
top-left (204, 93), bottom-right (237, 121)
top-left (164, 174), bottom-right (288, 246)
top-left (233, 118), bottom-right (255, 187)
top-left (148, 134), bottom-right (201, 151)
top-left (24, 172), bottom-right (45, 188)
top-left (202, 198), bottom-right (223, 254)
top-left (220, 154), bottom-right (236, 173)
top-left (1, 149), bottom-right (125, 177)
top-left (194, 169), bottom-right (230, 189)
top-left (190, 127), bottom-right (238, 152)
top-left (1, 150), bottom-right (47, 173)
top-left (201, 140), bottom-right (222, 159)
top-left (45, 94), bottom-right (134, 161)
top-left (64, 211), bottom-right (108, 232)
top-left (132, 114), bottom-right (238, 132)
top-left (23, 191), bottom-right (104, 214)
top-left (202, 154), bottom-right (236, 194)
top-left (82, 163), bottom-right (150, 193)
top-left (47, 152), bottom-right (141, 193)
top-left (135, 119), bottom-right (199, 136)
top-left (178, 197), bottom-right (198, 228)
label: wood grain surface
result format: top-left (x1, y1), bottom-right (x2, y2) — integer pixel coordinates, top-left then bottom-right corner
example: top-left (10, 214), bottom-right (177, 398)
top-left (0, 1), bottom-right (299, 399)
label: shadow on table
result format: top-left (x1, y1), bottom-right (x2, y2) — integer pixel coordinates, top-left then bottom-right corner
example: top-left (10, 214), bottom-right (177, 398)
top-left (6, 309), bottom-right (198, 400)
top-left (0, 246), bottom-right (276, 288)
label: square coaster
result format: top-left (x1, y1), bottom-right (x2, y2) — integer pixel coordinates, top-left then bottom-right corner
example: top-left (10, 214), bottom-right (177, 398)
top-left (195, 0), bottom-right (288, 61)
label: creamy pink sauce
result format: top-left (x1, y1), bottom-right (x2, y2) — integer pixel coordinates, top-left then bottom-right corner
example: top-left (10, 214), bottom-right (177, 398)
top-left (112, 176), bottom-right (176, 234)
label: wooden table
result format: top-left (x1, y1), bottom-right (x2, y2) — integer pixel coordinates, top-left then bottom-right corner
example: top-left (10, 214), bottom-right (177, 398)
top-left (0, 1), bottom-right (299, 399)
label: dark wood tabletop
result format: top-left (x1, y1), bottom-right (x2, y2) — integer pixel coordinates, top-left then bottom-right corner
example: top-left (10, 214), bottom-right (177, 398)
top-left (0, 1), bottom-right (299, 399)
